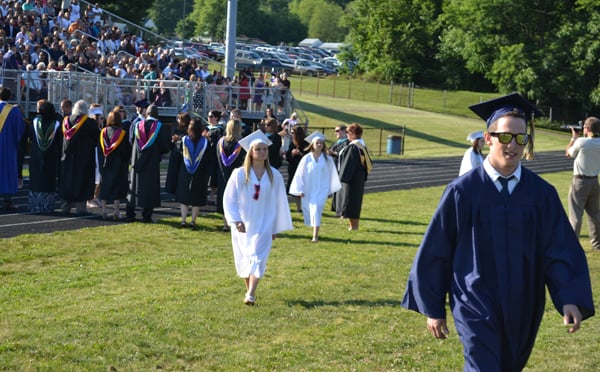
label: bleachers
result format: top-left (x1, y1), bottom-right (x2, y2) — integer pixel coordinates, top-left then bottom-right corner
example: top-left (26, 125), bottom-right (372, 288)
top-left (0, 0), bottom-right (307, 126)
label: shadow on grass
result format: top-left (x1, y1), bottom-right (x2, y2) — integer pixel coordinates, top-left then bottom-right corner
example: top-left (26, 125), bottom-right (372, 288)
top-left (297, 99), bottom-right (467, 150)
top-left (279, 233), bottom-right (420, 248)
top-left (286, 298), bottom-right (403, 308)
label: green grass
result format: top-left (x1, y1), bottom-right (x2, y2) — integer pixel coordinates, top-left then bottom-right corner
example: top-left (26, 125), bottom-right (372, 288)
top-left (292, 75), bottom-right (500, 118)
top-left (295, 93), bottom-right (570, 158)
top-left (2, 95), bottom-right (596, 370)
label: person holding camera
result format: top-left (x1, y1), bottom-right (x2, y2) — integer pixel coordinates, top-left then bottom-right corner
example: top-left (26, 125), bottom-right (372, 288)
top-left (566, 116), bottom-right (600, 250)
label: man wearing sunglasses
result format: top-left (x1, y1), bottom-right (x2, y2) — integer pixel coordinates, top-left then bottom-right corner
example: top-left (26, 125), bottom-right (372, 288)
top-left (566, 116), bottom-right (600, 250)
top-left (402, 93), bottom-right (594, 371)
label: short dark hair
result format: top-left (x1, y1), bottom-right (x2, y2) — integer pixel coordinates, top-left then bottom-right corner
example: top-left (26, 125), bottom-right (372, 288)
top-left (0, 87), bottom-right (11, 101)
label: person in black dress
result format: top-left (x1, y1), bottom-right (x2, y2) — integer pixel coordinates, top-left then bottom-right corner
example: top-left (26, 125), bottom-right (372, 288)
top-left (174, 118), bottom-right (211, 230)
top-left (285, 126), bottom-right (308, 212)
top-left (99, 110), bottom-right (131, 220)
top-left (165, 112), bottom-right (190, 195)
top-left (338, 123), bottom-right (372, 230)
top-left (26, 99), bottom-right (62, 213)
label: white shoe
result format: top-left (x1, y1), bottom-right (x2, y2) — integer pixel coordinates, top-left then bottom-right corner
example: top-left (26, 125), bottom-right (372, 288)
top-left (244, 294), bottom-right (255, 305)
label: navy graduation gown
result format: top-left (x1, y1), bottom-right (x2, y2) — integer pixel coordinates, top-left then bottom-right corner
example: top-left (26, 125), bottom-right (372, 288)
top-left (401, 166), bottom-right (594, 371)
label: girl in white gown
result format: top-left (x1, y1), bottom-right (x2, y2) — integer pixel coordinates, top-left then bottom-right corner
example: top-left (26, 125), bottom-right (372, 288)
top-left (289, 131), bottom-right (341, 242)
top-left (223, 130), bottom-right (293, 305)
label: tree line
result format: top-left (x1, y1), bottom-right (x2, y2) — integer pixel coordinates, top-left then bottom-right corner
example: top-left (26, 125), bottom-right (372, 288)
top-left (102, 0), bottom-right (600, 121)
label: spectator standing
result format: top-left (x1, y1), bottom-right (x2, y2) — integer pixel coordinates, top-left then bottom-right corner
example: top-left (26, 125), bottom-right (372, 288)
top-left (91, 2), bottom-right (102, 24)
top-left (338, 123), bottom-right (372, 230)
top-left (223, 130), bottom-right (293, 305)
top-left (289, 131), bottom-right (341, 242)
top-left (565, 116), bottom-right (600, 250)
top-left (0, 87), bottom-right (25, 210)
top-left (401, 93), bottom-right (595, 371)
top-left (26, 99), bottom-right (62, 213)
top-left (126, 104), bottom-right (170, 223)
top-left (58, 99), bottom-right (100, 215)
top-left (459, 130), bottom-right (485, 176)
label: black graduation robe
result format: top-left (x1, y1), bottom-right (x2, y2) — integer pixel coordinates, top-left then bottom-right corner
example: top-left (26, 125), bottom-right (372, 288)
top-left (129, 118), bottom-right (170, 208)
top-left (401, 165), bottom-right (595, 371)
top-left (59, 116), bottom-right (100, 202)
top-left (27, 118), bottom-right (62, 193)
top-left (338, 143), bottom-right (367, 219)
top-left (174, 136), bottom-right (210, 206)
top-left (215, 138), bottom-right (245, 214)
top-left (164, 126), bottom-right (187, 195)
top-left (99, 127), bottom-right (131, 201)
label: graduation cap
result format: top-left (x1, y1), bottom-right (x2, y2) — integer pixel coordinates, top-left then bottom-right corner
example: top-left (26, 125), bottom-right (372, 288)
top-left (466, 131), bottom-right (483, 142)
top-left (134, 98), bottom-right (148, 108)
top-left (469, 93), bottom-right (543, 128)
top-left (239, 130), bottom-right (272, 153)
top-left (89, 106), bottom-right (103, 116)
top-left (305, 131), bottom-right (326, 144)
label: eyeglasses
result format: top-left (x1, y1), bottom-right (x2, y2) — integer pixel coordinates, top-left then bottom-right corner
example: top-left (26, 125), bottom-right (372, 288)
top-left (489, 132), bottom-right (529, 145)
top-left (253, 184), bottom-right (260, 200)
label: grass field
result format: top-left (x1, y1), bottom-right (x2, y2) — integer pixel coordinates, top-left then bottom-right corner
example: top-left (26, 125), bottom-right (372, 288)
top-left (2, 95), bottom-right (598, 370)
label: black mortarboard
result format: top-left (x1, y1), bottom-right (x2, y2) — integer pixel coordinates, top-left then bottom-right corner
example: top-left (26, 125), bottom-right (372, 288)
top-left (134, 98), bottom-right (148, 108)
top-left (469, 93), bottom-right (543, 128)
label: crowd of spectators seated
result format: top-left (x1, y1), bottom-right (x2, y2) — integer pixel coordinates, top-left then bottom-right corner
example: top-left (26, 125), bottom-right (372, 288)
top-left (0, 0), bottom-right (292, 114)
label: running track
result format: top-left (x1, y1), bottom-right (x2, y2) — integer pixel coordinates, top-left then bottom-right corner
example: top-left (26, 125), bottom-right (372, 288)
top-left (0, 151), bottom-right (573, 238)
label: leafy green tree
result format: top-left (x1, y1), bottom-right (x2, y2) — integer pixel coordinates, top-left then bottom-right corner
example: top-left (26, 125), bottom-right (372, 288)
top-left (343, 0), bottom-right (442, 83)
top-left (190, 0), bottom-right (306, 44)
top-left (146, 0), bottom-right (184, 36)
top-left (437, 0), bottom-right (599, 117)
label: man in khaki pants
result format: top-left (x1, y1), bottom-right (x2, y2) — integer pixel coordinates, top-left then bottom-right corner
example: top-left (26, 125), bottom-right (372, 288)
top-left (566, 116), bottom-right (600, 250)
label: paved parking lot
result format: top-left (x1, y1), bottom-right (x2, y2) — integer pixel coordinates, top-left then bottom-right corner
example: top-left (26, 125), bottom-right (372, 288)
top-left (0, 151), bottom-right (573, 238)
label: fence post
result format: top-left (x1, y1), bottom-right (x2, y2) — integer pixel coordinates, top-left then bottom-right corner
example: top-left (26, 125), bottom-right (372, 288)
top-left (362, 78), bottom-right (366, 101)
top-left (332, 75), bottom-right (336, 98)
top-left (348, 76), bottom-right (351, 100)
top-left (376, 81), bottom-right (380, 103)
top-left (389, 81), bottom-right (393, 105)
top-left (379, 128), bottom-right (383, 156)
top-left (443, 89), bottom-right (447, 112)
top-left (316, 73), bottom-right (319, 97)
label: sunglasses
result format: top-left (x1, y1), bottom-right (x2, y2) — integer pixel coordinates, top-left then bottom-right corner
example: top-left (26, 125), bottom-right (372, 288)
top-left (489, 132), bottom-right (529, 145)
top-left (253, 184), bottom-right (260, 200)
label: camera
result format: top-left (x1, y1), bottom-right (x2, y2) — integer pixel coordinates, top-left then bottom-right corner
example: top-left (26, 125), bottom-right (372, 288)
top-left (561, 121), bottom-right (583, 133)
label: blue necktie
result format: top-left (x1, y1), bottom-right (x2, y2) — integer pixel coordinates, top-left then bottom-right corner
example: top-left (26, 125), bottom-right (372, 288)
top-left (498, 176), bottom-right (514, 202)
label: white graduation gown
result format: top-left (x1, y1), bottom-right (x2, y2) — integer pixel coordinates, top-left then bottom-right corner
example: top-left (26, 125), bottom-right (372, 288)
top-left (223, 167), bottom-right (293, 278)
top-left (289, 152), bottom-right (342, 227)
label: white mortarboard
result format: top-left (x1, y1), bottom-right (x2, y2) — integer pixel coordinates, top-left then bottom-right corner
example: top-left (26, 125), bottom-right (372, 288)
top-left (305, 131), bottom-right (326, 144)
top-left (89, 106), bottom-right (103, 116)
top-left (466, 131), bottom-right (484, 142)
top-left (239, 130), bottom-right (272, 152)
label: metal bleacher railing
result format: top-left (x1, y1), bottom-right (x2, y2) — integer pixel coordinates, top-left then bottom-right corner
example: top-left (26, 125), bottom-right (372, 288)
top-left (4, 68), bottom-right (301, 125)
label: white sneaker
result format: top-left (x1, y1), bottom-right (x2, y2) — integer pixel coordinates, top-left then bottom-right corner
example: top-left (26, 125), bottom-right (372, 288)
top-left (244, 294), bottom-right (255, 305)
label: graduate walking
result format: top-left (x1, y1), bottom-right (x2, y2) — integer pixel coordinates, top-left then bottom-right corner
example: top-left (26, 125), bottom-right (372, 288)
top-left (289, 131), bottom-right (341, 242)
top-left (223, 130), bottom-right (293, 306)
top-left (401, 93), bottom-right (595, 371)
